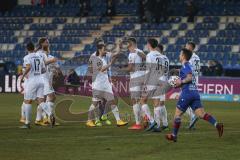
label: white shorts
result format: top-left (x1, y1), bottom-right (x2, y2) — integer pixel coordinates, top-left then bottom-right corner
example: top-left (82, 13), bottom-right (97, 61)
top-left (24, 77), bottom-right (44, 100)
top-left (92, 82), bottom-right (114, 101)
top-left (152, 94), bottom-right (166, 101)
top-left (129, 76), bottom-right (144, 99)
top-left (43, 77), bottom-right (54, 95)
top-left (143, 85), bottom-right (166, 100)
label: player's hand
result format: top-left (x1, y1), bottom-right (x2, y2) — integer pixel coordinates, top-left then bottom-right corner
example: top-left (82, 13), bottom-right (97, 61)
top-left (134, 48), bottom-right (142, 53)
top-left (175, 79), bottom-right (182, 88)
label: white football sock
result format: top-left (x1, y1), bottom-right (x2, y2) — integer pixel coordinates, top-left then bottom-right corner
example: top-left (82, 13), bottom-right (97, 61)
top-left (47, 101), bottom-right (54, 114)
top-left (160, 105), bottom-right (168, 127)
top-left (142, 104), bottom-right (154, 123)
top-left (36, 105), bottom-right (43, 121)
top-left (111, 105), bottom-right (120, 121)
top-left (186, 107), bottom-right (195, 122)
top-left (42, 111), bottom-right (47, 119)
top-left (24, 103), bottom-right (32, 124)
top-left (21, 102), bottom-right (25, 119)
top-left (154, 106), bottom-right (161, 128)
top-left (133, 103), bottom-right (141, 125)
top-left (40, 102), bottom-right (52, 116)
top-left (88, 104), bottom-right (95, 120)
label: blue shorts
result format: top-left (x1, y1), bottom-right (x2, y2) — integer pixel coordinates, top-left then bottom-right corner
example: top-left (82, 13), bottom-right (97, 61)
top-left (177, 90), bottom-right (202, 112)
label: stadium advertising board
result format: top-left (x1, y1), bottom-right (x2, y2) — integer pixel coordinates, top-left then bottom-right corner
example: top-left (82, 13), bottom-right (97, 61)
top-left (1, 75), bottom-right (240, 102)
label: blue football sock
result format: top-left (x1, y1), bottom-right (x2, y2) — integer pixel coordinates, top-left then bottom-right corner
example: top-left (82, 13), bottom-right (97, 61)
top-left (172, 117), bottom-right (181, 137)
top-left (203, 113), bottom-right (217, 127)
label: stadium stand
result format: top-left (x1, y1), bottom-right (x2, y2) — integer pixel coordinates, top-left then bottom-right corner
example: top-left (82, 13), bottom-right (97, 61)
top-left (0, 0), bottom-right (239, 75)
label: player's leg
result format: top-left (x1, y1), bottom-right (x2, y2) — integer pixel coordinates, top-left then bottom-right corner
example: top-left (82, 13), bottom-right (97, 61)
top-left (46, 93), bottom-right (59, 126)
top-left (128, 83), bottom-right (142, 129)
top-left (166, 93), bottom-right (189, 142)
top-left (141, 95), bottom-right (156, 131)
top-left (19, 100), bottom-right (32, 129)
top-left (100, 98), bottom-right (112, 125)
top-left (46, 93), bottom-right (56, 116)
top-left (86, 99), bottom-right (100, 127)
top-left (111, 98), bottom-right (128, 127)
top-left (186, 107), bottom-right (198, 129)
top-left (20, 102), bottom-right (26, 123)
top-left (193, 106), bottom-right (223, 137)
top-left (19, 79), bottom-right (36, 129)
top-left (128, 98), bottom-right (142, 130)
top-left (38, 83), bottom-right (56, 127)
top-left (159, 95), bottom-right (169, 130)
top-left (166, 107), bottom-right (184, 142)
top-left (152, 99), bottom-right (161, 132)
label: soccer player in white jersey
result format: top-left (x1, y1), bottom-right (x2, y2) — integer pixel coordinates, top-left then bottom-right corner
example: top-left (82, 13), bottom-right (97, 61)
top-left (19, 45), bottom-right (32, 124)
top-left (155, 44), bottom-right (169, 131)
top-left (35, 38), bottom-right (58, 127)
top-left (19, 42), bottom-right (47, 129)
top-left (86, 43), bottom-right (128, 127)
top-left (185, 41), bottom-right (201, 129)
top-left (141, 38), bottom-right (167, 131)
top-left (120, 37), bottom-right (146, 130)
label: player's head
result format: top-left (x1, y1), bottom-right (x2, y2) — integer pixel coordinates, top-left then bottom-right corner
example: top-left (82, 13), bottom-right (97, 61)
top-left (38, 37), bottom-right (50, 53)
top-left (179, 48), bottom-right (192, 63)
top-left (147, 38), bottom-right (158, 51)
top-left (96, 44), bottom-right (106, 56)
top-left (26, 41), bottom-right (35, 52)
top-left (127, 37), bottom-right (137, 51)
top-left (185, 41), bottom-right (195, 52)
top-left (156, 44), bottom-right (164, 54)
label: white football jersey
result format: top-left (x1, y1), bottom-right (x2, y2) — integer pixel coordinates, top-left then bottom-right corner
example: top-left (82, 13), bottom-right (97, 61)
top-left (90, 52), bottom-right (112, 76)
top-left (189, 52), bottom-right (200, 84)
top-left (159, 53), bottom-right (169, 81)
top-left (146, 50), bottom-right (162, 74)
top-left (46, 54), bottom-right (58, 84)
top-left (36, 49), bottom-right (47, 72)
top-left (23, 52), bottom-right (45, 79)
top-left (22, 54), bottom-right (31, 79)
top-left (128, 48), bottom-right (145, 79)
top-left (92, 56), bottom-right (111, 90)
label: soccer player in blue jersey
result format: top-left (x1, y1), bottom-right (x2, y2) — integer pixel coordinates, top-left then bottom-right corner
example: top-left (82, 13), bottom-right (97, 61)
top-left (166, 48), bottom-right (223, 142)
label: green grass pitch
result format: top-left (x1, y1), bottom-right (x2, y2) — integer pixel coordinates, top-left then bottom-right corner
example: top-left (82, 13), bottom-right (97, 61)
top-left (0, 93), bottom-right (240, 160)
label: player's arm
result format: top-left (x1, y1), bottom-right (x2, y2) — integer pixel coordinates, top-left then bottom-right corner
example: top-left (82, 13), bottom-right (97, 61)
top-left (21, 64), bottom-right (30, 80)
top-left (45, 57), bottom-right (57, 65)
top-left (135, 49), bottom-right (146, 60)
top-left (99, 57), bottom-right (116, 72)
top-left (169, 68), bottom-right (180, 76)
top-left (175, 73), bottom-right (192, 87)
top-left (120, 63), bottom-right (134, 72)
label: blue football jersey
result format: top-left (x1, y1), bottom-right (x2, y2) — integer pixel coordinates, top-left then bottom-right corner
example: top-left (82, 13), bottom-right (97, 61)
top-left (179, 62), bottom-right (198, 92)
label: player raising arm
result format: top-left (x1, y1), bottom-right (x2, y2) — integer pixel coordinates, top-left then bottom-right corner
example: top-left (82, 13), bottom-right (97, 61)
top-left (166, 48), bottom-right (223, 142)
top-left (86, 43), bottom-right (127, 127)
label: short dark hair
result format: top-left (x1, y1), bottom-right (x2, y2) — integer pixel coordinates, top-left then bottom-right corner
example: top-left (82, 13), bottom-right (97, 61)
top-left (127, 37), bottom-right (137, 44)
top-left (96, 44), bottom-right (105, 56)
top-left (187, 41), bottom-right (196, 50)
top-left (157, 44), bottom-right (164, 52)
top-left (181, 48), bottom-right (192, 61)
top-left (26, 42), bottom-right (35, 51)
top-left (97, 44), bottom-right (105, 50)
top-left (147, 38), bottom-right (158, 48)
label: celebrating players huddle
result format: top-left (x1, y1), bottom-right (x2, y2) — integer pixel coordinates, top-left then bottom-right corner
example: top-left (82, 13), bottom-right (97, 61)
top-left (20, 38), bottom-right (58, 129)
top-left (19, 37), bottom-right (223, 142)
